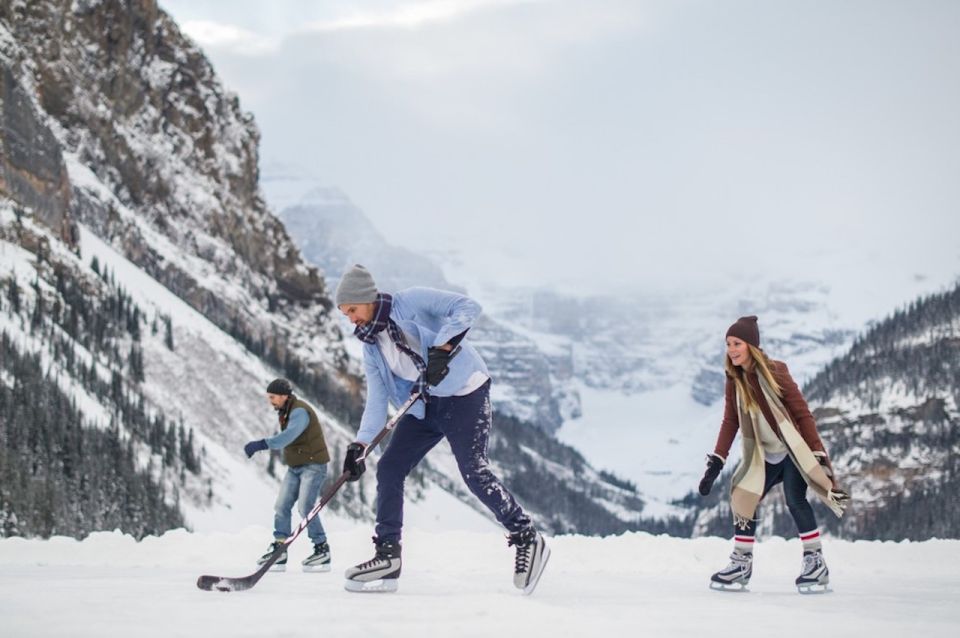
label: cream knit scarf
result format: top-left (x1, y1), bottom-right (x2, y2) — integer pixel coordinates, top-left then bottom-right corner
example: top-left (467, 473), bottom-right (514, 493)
top-left (729, 371), bottom-right (848, 529)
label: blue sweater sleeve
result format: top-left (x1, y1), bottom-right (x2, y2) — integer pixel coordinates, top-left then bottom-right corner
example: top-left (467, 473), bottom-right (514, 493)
top-left (399, 287), bottom-right (482, 347)
top-left (265, 408), bottom-right (309, 449)
top-left (356, 349), bottom-right (389, 445)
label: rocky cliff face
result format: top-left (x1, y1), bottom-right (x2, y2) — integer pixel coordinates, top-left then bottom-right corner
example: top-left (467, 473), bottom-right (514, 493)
top-left (0, 0), bottom-right (357, 537)
top-left (0, 57), bottom-right (74, 247)
top-left (2, 0), bottom-right (347, 379)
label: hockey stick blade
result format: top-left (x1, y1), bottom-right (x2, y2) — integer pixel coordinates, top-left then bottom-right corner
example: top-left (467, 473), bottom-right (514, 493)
top-left (197, 547), bottom-right (280, 592)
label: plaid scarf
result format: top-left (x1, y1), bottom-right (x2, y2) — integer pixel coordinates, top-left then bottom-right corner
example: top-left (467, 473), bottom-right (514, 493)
top-left (729, 372), bottom-right (848, 529)
top-left (275, 394), bottom-right (296, 427)
top-left (354, 293), bottom-right (428, 398)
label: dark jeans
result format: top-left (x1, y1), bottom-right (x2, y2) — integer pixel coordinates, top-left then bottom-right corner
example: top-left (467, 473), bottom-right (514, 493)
top-left (736, 456), bottom-right (818, 537)
top-left (375, 380), bottom-right (531, 542)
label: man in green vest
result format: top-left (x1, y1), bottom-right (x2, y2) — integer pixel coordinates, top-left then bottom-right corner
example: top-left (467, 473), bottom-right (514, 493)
top-left (244, 378), bottom-right (332, 572)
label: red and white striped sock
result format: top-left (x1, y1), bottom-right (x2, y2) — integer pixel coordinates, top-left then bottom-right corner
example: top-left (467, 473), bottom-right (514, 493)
top-left (799, 528), bottom-right (822, 552)
top-left (733, 535), bottom-right (755, 555)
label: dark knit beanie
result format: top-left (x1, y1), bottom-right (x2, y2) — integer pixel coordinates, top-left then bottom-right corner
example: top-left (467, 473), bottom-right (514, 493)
top-left (335, 264), bottom-right (379, 306)
top-left (725, 315), bottom-right (760, 348)
top-left (266, 378), bottom-right (293, 396)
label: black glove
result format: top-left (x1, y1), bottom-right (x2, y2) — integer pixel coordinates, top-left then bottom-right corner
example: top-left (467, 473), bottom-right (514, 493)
top-left (343, 442), bottom-right (366, 482)
top-left (426, 346), bottom-right (454, 386)
top-left (698, 454), bottom-right (724, 496)
top-left (244, 439), bottom-right (268, 458)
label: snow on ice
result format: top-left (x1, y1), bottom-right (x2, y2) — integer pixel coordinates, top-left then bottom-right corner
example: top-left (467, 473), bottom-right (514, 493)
top-left (1, 523), bottom-right (957, 638)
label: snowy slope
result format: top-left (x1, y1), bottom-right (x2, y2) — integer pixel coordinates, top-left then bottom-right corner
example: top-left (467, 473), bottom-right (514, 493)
top-left (1, 528), bottom-right (957, 638)
top-left (73, 222), bottom-right (509, 533)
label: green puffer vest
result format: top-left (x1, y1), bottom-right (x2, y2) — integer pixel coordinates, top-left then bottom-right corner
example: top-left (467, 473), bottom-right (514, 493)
top-left (280, 397), bottom-right (330, 466)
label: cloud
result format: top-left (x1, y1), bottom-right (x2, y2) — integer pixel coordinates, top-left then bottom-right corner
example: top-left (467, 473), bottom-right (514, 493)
top-left (165, 0), bottom-right (960, 297)
top-left (301, 0), bottom-right (542, 32)
top-left (180, 20), bottom-right (280, 56)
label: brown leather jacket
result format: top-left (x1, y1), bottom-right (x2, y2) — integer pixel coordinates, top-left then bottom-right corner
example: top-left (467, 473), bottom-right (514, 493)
top-left (713, 360), bottom-right (825, 460)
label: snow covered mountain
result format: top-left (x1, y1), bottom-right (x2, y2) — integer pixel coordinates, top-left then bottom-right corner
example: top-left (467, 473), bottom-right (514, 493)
top-left (0, 0), bottom-right (360, 536)
top-left (1, 0), bottom-right (661, 540)
top-left (261, 168), bottom-right (960, 525)
top-left (264, 169), bottom-right (574, 432)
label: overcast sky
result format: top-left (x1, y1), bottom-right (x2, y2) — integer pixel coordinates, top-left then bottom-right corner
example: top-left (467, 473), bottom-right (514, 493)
top-left (160, 0), bottom-right (960, 294)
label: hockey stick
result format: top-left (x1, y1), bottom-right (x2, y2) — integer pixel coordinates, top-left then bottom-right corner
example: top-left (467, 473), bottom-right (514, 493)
top-left (197, 391), bottom-right (423, 592)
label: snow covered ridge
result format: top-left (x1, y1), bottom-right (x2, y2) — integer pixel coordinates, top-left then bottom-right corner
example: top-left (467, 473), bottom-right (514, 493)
top-left (1, 527), bottom-right (958, 638)
top-left (0, 203), bottom-right (197, 538)
top-left (0, 201), bottom-right (413, 535)
top-left (1, 0), bottom-right (352, 397)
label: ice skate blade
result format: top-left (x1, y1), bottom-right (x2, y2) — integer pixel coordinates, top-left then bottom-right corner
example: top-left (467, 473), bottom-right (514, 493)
top-left (302, 563), bottom-right (332, 573)
top-left (710, 581), bottom-right (749, 592)
top-left (522, 544), bottom-right (551, 595)
top-left (344, 578), bottom-right (399, 593)
top-left (265, 564), bottom-right (286, 573)
top-left (797, 583), bottom-right (831, 595)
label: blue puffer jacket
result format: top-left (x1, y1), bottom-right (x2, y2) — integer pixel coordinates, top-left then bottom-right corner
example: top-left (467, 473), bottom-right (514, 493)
top-left (354, 287), bottom-right (489, 445)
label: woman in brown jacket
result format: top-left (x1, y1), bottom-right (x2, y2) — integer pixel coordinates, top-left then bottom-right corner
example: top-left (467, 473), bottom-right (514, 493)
top-left (698, 316), bottom-right (849, 593)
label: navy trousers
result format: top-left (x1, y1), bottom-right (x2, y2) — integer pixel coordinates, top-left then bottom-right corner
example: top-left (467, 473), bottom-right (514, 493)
top-left (375, 380), bottom-right (531, 542)
top-left (736, 456), bottom-right (819, 537)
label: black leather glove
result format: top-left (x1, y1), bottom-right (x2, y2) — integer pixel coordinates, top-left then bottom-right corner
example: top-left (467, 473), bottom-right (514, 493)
top-left (698, 453), bottom-right (725, 496)
top-left (343, 442), bottom-right (366, 482)
top-left (426, 346), bottom-right (454, 386)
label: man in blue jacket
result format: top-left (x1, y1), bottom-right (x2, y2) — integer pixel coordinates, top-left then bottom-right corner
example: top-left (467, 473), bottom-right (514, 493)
top-left (243, 378), bottom-right (332, 572)
top-left (336, 265), bottom-right (549, 594)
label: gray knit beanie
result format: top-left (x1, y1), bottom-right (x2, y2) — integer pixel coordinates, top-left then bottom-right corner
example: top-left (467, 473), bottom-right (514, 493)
top-left (335, 264), bottom-right (379, 306)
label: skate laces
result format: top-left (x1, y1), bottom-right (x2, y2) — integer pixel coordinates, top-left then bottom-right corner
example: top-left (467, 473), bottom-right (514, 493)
top-left (513, 544), bottom-right (531, 574)
top-left (357, 542), bottom-right (398, 569)
top-left (727, 552), bottom-right (750, 571)
top-left (801, 551), bottom-right (821, 573)
top-left (508, 530), bottom-right (536, 574)
top-left (357, 555), bottom-right (388, 570)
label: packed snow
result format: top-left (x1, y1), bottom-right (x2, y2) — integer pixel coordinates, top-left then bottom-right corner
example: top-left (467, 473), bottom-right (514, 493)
top-left (1, 521), bottom-right (957, 638)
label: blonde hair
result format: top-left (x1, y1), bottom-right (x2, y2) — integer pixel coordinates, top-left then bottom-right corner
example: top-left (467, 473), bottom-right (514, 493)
top-left (725, 344), bottom-right (782, 409)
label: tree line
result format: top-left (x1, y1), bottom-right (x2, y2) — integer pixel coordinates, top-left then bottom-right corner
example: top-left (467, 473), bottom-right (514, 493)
top-left (0, 256), bottom-right (203, 539)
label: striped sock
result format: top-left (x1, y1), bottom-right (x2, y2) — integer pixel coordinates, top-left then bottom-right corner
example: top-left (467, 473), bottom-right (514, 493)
top-left (734, 534), bottom-right (755, 555)
top-left (799, 528), bottom-right (822, 552)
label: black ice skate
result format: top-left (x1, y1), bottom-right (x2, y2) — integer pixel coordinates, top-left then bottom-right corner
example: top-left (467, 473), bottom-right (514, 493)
top-left (796, 549), bottom-right (831, 594)
top-left (709, 551), bottom-right (752, 591)
top-left (344, 538), bottom-right (401, 593)
top-left (508, 528), bottom-right (550, 595)
top-left (302, 541), bottom-right (331, 573)
top-left (257, 540), bottom-right (287, 572)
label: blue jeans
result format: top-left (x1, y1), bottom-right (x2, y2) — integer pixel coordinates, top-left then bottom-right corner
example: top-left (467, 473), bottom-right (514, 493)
top-left (374, 381), bottom-right (531, 542)
top-left (274, 462), bottom-right (328, 545)
top-left (736, 456), bottom-right (818, 538)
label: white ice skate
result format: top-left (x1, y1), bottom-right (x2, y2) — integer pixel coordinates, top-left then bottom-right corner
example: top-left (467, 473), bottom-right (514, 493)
top-left (709, 551), bottom-right (752, 592)
top-left (509, 529), bottom-right (550, 595)
top-left (344, 538), bottom-right (401, 593)
top-left (302, 542), bottom-right (331, 573)
top-left (256, 540), bottom-right (287, 572)
top-left (796, 549), bottom-right (831, 594)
